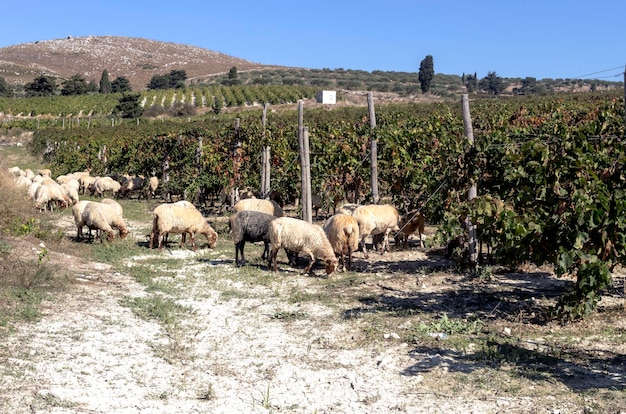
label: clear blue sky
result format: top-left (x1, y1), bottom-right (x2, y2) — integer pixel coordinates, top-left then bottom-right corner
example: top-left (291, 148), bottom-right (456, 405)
top-left (3, 0), bottom-right (625, 81)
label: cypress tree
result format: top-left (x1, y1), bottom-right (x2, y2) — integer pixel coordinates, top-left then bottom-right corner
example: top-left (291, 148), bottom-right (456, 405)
top-left (99, 69), bottom-right (111, 94)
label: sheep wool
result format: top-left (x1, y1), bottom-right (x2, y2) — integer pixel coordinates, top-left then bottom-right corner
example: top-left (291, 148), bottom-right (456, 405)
top-left (352, 204), bottom-right (400, 258)
top-left (268, 216), bottom-right (338, 276)
top-left (81, 201), bottom-right (128, 242)
top-left (234, 198), bottom-right (284, 217)
top-left (150, 203), bottom-right (217, 250)
top-left (323, 213), bottom-right (360, 272)
top-left (229, 210), bottom-right (277, 266)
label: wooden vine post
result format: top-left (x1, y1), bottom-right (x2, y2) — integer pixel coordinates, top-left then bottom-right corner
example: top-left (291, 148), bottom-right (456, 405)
top-left (368, 92), bottom-right (380, 204)
top-left (231, 117), bottom-right (243, 209)
top-left (261, 103), bottom-right (271, 198)
top-left (298, 100), bottom-right (312, 223)
top-left (462, 94), bottom-right (478, 267)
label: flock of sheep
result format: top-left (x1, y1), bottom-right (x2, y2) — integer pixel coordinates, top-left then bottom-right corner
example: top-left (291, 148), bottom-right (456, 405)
top-left (7, 165), bottom-right (426, 276)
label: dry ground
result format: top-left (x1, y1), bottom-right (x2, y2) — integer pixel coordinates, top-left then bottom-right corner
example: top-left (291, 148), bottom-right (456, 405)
top-left (1, 207), bottom-right (625, 414)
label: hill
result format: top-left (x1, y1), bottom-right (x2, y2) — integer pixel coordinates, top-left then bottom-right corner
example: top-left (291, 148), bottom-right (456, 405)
top-left (0, 35), bottom-right (269, 91)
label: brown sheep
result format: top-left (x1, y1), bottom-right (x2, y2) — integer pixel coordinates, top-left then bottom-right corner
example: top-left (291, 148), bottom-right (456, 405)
top-left (322, 213), bottom-right (360, 272)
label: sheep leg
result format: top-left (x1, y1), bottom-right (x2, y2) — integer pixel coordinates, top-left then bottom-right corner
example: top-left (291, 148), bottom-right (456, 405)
top-left (268, 248), bottom-right (279, 272)
top-left (302, 251), bottom-right (315, 275)
top-left (189, 233), bottom-right (197, 251)
top-left (235, 241), bottom-right (246, 266)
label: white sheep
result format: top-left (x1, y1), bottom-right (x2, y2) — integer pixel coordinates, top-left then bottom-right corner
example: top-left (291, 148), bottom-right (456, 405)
top-left (28, 181), bottom-right (41, 201)
top-left (233, 198), bottom-right (284, 217)
top-left (145, 176), bottom-right (159, 199)
top-left (81, 201), bottom-right (128, 242)
top-left (90, 176), bottom-right (121, 197)
top-left (61, 182), bottom-right (79, 205)
top-left (267, 216), bottom-right (338, 276)
top-left (352, 204), bottom-right (400, 258)
top-left (72, 200), bottom-right (92, 240)
top-left (322, 213), bottom-right (360, 272)
top-left (150, 203), bottom-right (218, 251)
top-left (14, 175), bottom-right (32, 189)
top-left (34, 181), bottom-right (70, 212)
top-left (79, 175), bottom-right (97, 195)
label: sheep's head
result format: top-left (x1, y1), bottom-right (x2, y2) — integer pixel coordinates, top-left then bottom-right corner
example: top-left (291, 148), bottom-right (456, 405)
top-left (203, 229), bottom-right (218, 248)
top-left (119, 227), bottom-right (129, 240)
top-left (324, 257), bottom-right (338, 275)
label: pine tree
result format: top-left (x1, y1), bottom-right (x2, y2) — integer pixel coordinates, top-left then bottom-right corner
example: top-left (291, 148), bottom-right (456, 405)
top-left (99, 69), bottom-right (111, 94)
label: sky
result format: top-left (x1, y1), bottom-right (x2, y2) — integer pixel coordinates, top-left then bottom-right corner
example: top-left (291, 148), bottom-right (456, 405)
top-left (2, 0), bottom-right (625, 81)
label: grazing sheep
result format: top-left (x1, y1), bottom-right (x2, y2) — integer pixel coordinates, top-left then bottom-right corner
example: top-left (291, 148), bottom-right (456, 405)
top-left (150, 203), bottom-right (218, 251)
top-left (28, 181), bottom-right (41, 201)
top-left (72, 200), bottom-right (92, 240)
top-left (79, 175), bottom-right (97, 195)
top-left (14, 175), bottom-right (32, 189)
top-left (61, 182), bottom-right (79, 205)
top-left (267, 217), bottom-right (338, 276)
top-left (394, 209), bottom-right (425, 249)
top-left (229, 210), bottom-right (278, 266)
top-left (119, 175), bottom-right (145, 199)
top-left (352, 204), bottom-right (400, 258)
top-left (34, 181), bottom-right (70, 212)
top-left (81, 201), bottom-right (128, 242)
top-left (234, 198), bottom-right (284, 217)
top-left (37, 169), bottom-right (52, 178)
top-left (90, 176), bottom-right (121, 197)
top-left (322, 213), bottom-right (360, 272)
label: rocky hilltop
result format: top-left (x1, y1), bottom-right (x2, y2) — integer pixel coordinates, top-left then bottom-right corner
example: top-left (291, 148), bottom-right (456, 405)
top-left (0, 35), bottom-right (269, 90)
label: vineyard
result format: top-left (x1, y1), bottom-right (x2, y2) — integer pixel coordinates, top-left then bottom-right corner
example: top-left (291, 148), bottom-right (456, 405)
top-left (0, 84), bottom-right (318, 120)
top-left (23, 89), bottom-right (626, 319)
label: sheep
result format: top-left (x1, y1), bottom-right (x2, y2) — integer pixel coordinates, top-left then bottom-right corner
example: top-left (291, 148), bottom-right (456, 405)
top-left (34, 181), bottom-right (70, 212)
top-left (150, 203), bottom-right (218, 251)
top-left (144, 176), bottom-right (159, 199)
top-left (8, 166), bottom-right (23, 177)
top-left (37, 169), bottom-right (52, 178)
top-left (90, 176), bottom-right (121, 197)
top-left (394, 209), bottom-right (425, 249)
top-left (28, 181), bottom-right (41, 201)
top-left (79, 175), bottom-right (96, 195)
top-left (119, 175), bottom-right (145, 199)
top-left (61, 182), bottom-right (79, 205)
top-left (352, 204), bottom-right (400, 258)
top-left (229, 210), bottom-right (277, 266)
top-left (336, 203), bottom-right (360, 216)
top-left (81, 201), bottom-right (128, 242)
top-left (233, 198), bottom-right (284, 217)
top-left (14, 175), bottom-right (32, 189)
top-left (267, 217), bottom-right (338, 276)
top-left (72, 200), bottom-right (92, 240)
top-left (322, 213), bottom-right (360, 272)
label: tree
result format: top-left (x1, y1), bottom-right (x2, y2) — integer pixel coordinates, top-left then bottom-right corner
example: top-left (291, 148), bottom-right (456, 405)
top-left (147, 70), bottom-right (188, 90)
top-left (25, 75), bottom-right (57, 97)
top-left (479, 71), bottom-right (506, 94)
top-left (147, 74), bottom-right (170, 90)
top-left (111, 76), bottom-right (132, 93)
top-left (418, 55), bottom-right (434, 93)
top-left (61, 74), bottom-right (90, 96)
top-left (228, 66), bottom-right (238, 80)
top-left (99, 69), bottom-right (111, 94)
top-left (114, 93), bottom-right (143, 118)
top-left (0, 76), bottom-right (12, 97)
